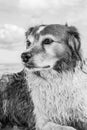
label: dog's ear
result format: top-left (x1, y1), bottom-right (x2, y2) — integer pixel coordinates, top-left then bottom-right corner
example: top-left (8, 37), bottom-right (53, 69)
top-left (67, 26), bottom-right (82, 61)
top-left (25, 27), bottom-right (34, 39)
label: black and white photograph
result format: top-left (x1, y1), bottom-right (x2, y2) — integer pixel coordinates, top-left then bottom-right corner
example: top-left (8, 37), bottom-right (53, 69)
top-left (0, 0), bottom-right (87, 130)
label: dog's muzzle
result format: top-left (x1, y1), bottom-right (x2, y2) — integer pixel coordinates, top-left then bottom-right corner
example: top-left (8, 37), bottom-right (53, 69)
top-left (21, 52), bottom-right (32, 63)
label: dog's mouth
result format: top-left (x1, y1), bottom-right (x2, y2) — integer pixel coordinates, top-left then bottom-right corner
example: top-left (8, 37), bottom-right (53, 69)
top-left (24, 62), bottom-right (50, 70)
top-left (24, 63), bottom-right (36, 69)
top-left (42, 65), bottom-right (50, 68)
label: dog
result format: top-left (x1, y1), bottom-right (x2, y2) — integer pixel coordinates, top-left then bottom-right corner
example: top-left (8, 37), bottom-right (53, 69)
top-left (0, 24), bottom-right (87, 130)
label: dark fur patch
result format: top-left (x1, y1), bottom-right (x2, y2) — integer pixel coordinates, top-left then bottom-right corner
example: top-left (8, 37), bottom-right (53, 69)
top-left (0, 71), bottom-right (36, 130)
top-left (52, 25), bottom-right (82, 72)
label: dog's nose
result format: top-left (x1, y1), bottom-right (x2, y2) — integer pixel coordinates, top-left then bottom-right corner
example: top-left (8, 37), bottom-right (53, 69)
top-left (21, 52), bottom-right (32, 63)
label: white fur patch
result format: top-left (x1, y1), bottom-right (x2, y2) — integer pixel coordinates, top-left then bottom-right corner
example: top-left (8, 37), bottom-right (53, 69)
top-left (28, 35), bottom-right (34, 43)
top-left (25, 66), bottom-right (87, 129)
top-left (37, 26), bottom-right (46, 34)
top-left (33, 53), bottom-right (58, 68)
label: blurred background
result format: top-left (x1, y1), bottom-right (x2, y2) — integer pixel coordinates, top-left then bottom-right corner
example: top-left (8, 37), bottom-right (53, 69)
top-left (0, 0), bottom-right (87, 74)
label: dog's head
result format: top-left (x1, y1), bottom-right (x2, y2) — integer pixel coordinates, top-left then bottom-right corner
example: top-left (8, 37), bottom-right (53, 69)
top-left (21, 24), bottom-right (82, 72)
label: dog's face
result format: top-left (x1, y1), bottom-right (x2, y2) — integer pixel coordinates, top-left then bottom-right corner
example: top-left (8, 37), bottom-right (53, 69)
top-left (21, 24), bottom-right (82, 71)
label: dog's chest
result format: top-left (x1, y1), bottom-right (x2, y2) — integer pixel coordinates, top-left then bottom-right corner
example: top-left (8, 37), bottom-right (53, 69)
top-left (26, 70), bottom-right (87, 124)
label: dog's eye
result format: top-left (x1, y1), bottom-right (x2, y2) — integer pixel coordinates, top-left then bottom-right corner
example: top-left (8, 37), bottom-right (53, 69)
top-left (26, 40), bottom-right (31, 48)
top-left (42, 38), bottom-right (54, 45)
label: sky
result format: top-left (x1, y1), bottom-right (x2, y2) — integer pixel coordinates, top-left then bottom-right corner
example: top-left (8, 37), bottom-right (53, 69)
top-left (0, 0), bottom-right (87, 63)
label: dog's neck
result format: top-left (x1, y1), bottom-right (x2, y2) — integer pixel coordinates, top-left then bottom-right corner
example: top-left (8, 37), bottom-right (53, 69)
top-left (24, 67), bottom-right (74, 83)
top-left (24, 67), bottom-right (57, 77)
top-left (23, 61), bottom-right (87, 87)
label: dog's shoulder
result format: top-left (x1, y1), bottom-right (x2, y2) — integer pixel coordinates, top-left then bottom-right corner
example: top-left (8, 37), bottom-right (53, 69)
top-left (0, 73), bottom-right (13, 92)
top-left (0, 70), bottom-right (26, 92)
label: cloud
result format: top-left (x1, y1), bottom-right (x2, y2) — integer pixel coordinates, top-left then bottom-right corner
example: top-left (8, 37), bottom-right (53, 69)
top-left (0, 24), bottom-right (26, 63)
top-left (0, 24), bottom-right (25, 50)
top-left (19, 0), bottom-right (82, 10)
top-left (19, 0), bottom-right (86, 26)
top-left (20, 0), bottom-right (47, 9)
